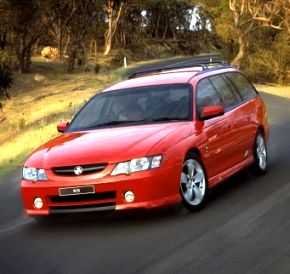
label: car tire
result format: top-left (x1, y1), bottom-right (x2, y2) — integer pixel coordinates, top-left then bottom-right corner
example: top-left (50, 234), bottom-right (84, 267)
top-left (180, 153), bottom-right (208, 211)
top-left (251, 131), bottom-right (268, 175)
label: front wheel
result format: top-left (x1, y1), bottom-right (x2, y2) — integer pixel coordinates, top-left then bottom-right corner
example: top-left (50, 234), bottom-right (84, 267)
top-left (180, 153), bottom-right (208, 211)
top-left (251, 132), bottom-right (268, 175)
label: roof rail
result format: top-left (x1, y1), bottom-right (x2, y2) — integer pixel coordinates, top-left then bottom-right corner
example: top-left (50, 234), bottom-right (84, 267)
top-left (127, 54), bottom-right (228, 79)
top-left (195, 64), bottom-right (236, 76)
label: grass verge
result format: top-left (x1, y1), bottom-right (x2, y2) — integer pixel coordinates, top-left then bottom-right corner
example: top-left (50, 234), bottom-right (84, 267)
top-left (0, 60), bottom-right (123, 176)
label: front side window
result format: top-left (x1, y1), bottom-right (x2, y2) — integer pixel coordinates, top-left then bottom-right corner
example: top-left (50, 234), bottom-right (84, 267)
top-left (226, 72), bottom-right (257, 101)
top-left (196, 78), bottom-right (222, 118)
top-left (209, 75), bottom-right (239, 111)
top-left (68, 84), bottom-right (192, 132)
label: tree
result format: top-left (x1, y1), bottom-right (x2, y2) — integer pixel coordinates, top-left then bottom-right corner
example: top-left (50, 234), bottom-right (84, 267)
top-left (66, 0), bottom-right (99, 73)
top-left (47, 0), bottom-right (77, 60)
top-left (103, 0), bottom-right (125, 55)
top-left (143, 0), bottom-right (194, 41)
top-left (229, 0), bottom-right (290, 68)
top-left (4, 0), bottom-right (56, 73)
top-left (0, 1), bottom-right (9, 50)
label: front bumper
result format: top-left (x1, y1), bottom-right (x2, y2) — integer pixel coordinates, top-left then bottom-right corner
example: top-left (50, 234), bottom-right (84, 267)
top-left (21, 163), bottom-right (181, 216)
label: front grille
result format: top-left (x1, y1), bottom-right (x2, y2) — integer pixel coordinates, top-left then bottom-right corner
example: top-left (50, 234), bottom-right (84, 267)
top-left (50, 191), bottom-right (116, 203)
top-left (50, 202), bottom-right (116, 214)
top-left (53, 163), bottom-right (107, 176)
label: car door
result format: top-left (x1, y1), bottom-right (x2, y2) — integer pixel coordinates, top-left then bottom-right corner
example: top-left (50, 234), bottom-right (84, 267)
top-left (225, 72), bottom-right (260, 154)
top-left (195, 78), bottom-right (233, 181)
top-left (209, 74), bottom-right (248, 167)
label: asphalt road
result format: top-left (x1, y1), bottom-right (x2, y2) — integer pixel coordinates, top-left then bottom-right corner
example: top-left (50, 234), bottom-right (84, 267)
top-left (1, 90), bottom-right (290, 274)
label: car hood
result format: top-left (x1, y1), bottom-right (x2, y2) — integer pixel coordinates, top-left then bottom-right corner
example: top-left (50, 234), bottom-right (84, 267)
top-left (25, 122), bottom-right (188, 168)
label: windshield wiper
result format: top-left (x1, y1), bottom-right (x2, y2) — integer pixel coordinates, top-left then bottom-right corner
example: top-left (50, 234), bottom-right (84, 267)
top-left (147, 117), bottom-right (187, 122)
top-left (86, 120), bottom-right (143, 129)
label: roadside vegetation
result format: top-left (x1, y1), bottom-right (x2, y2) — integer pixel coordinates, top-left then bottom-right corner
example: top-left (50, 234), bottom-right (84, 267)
top-left (0, 59), bottom-right (122, 175)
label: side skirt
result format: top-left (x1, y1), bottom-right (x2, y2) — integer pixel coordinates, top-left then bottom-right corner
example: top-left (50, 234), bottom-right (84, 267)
top-left (208, 156), bottom-right (254, 188)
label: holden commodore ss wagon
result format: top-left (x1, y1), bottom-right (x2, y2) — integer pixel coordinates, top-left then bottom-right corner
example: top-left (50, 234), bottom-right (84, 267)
top-left (21, 56), bottom-right (269, 216)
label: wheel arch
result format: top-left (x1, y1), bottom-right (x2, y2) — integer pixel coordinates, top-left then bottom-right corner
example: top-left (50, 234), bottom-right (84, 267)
top-left (184, 147), bottom-right (203, 161)
top-left (257, 125), bottom-right (265, 136)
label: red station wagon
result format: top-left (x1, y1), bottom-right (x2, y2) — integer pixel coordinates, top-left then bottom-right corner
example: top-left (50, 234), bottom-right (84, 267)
top-left (21, 56), bottom-right (269, 216)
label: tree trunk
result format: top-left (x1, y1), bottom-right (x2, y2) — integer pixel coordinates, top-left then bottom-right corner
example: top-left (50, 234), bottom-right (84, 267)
top-left (34, 39), bottom-right (39, 55)
top-left (154, 15), bottom-right (160, 39)
top-left (67, 42), bottom-right (77, 73)
top-left (104, 35), bottom-right (112, 56)
top-left (231, 33), bottom-right (247, 69)
top-left (104, 0), bottom-right (113, 56)
top-left (94, 40), bottom-right (97, 63)
top-left (90, 39), bottom-right (98, 63)
top-left (80, 40), bottom-right (88, 71)
top-left (23, 48), bottom-right (31, 73)
top-left (162, 23), bottom-right (168, 41)
top-left (103, 0), bottom-right (124, 56)
top-left (0, 32), bottom-right (7, 50)
top-left (171, 26), bottom-right (177, 41)
top-left (59, 31), bottom-right (63, 60)
top-left (63, 34), bottom-right (70, 57)
top-left (18, 47), bottom-right (32, 73)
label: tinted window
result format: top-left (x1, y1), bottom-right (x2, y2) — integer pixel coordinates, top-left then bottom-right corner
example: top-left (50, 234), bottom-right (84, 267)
top-left (209, 75), bottom-right (238, 111)
top-left (196, 78), bottom-right (222, 118)
top-left (221, 74), bottom-right (243, 101)
top-left (68, 84), bottom-right (192, 132)
top-left (226, 72), bottom-right (257, 101)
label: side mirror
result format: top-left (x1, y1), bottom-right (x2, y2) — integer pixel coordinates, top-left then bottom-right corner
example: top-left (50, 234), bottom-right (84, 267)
top-left (57, 122), bottom-right (69, 133)
top-left (201, 106), bottom-right (224, 120)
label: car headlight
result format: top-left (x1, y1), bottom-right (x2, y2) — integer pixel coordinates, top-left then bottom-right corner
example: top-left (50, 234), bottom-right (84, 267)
top-left (22, 167), bottom-right (48, 181)
top-left (111, 155), bottom-right (162, 176)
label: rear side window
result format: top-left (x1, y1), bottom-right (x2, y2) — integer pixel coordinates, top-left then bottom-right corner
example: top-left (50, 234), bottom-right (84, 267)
top-left (196, 78), bottom-right (222, 118)
top-left (209, 75), bottom-right (239, 111)
top-left (226, 72), bottom-right (257, 101)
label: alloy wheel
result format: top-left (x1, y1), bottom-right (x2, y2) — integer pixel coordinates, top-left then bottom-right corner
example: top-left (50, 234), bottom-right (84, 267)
top-left (180, 159), bottom-right (206, 206)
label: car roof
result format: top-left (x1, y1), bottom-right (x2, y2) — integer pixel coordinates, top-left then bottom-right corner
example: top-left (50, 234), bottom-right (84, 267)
top-left (104, 66), bottom-right (239, 92)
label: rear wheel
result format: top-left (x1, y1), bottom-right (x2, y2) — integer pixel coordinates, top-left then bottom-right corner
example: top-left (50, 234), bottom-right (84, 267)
top-left (180, 153), bottom-right (208, 211)
top-left (251, 132), bottom-right (268, 175)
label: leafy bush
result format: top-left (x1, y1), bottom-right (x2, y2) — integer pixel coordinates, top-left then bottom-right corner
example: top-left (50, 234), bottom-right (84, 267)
top-left (243, 31), bottom-right (290, 85)
top-left (0, 51), bottom-right (13, 100)
top-left (94, 63), bottom-right (101, 73)
top-left (273, 32), bottom-right (290, 85)
top-left (244, 50), bottom-right (277, 84)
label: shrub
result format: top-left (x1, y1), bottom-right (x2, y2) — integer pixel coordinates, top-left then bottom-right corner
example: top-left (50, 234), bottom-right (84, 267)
top-left (18, 118), bottom-right (26, 130)
top-left (94, 63), bottom-right (101, 73)
top-left (273, 32), bottom-right (290, 85)
top-left (244, 50), bottom-right (277, 84)
top-left (244, 31), bottom-right (290, 85)
top-left (0, 51), bottom-right (13, 100)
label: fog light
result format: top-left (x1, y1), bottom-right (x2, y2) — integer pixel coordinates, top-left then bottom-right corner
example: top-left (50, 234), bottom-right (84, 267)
top-left (33, 197), bottom-right (43, 209)
top-left (124, 191), bottom-right (135, 203)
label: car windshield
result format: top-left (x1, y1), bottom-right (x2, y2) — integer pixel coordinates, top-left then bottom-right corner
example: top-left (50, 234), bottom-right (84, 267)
top-left (68, 84), bottom-right (192, 132)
